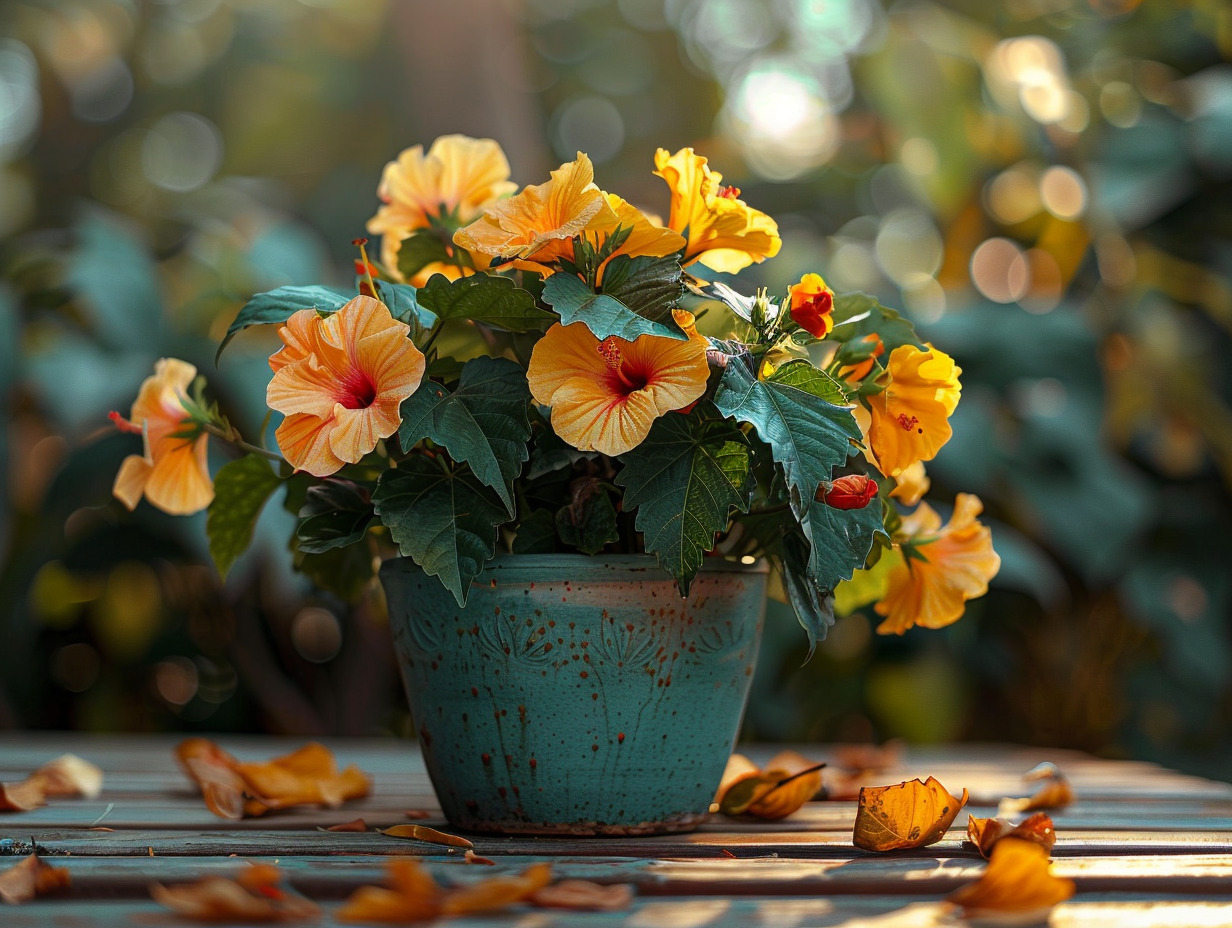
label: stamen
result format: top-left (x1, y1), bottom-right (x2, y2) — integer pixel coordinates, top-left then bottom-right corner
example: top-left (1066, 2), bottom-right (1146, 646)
top-left (597, 338), bottom-right (623, 369)
top-left (717, 185), bottom-right (742, 200)
top-left (896, 413), bottom-right (920, 432)
top-left (108, 410), bottom-right (142, 434)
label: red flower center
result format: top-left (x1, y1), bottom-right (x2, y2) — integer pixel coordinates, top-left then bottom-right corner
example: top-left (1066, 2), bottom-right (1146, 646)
top-left (598, 338), bottom-right (651, 395)
top-left (717, 185), bottom-right (742, 200)
top-left (338, 370), bottom-right (378, 409)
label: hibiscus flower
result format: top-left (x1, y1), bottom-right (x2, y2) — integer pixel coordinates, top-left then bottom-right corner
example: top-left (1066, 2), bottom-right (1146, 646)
top-left (267, 295), bottom-right (425, 477)
top-left (527, 320), bottom-right (709, 456)
top-left (874, 493), bottom-right (1001, 634)
top-left (653, 147), bottom-right (781, 274)
top-left (111, 358), bottom-right (214, 516)
top-left (366, 135), bottom-right (516, 285)
top-left (867, 344), bottom-right (962, 478)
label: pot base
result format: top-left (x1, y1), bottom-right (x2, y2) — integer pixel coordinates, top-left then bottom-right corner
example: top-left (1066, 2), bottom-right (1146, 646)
top-left (450, 810), bottom-right (710, 837)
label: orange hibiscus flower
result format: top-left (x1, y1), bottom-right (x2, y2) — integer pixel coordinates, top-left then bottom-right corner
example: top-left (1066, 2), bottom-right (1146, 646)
top-left (789, 273), bottom-right (835, 338)
top-left (653, 147), bottom-right (781, 274)
top-left (527, 320), bottom-right (709, 456)
top-left (453, 154), bottom-right (607, 270)
top-left (366, 135), bottom-right (516, 285)
top-left (874, 493), bottom-right (1000, 635)
top-left (867, 344), bottom-right (961, 478)
top-left (267, 295), bottom-right (425, 477)
top-left (111, 359), bottom-right (214, 516)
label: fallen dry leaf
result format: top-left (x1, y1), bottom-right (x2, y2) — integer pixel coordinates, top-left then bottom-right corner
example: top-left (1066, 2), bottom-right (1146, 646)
top-left (531, 879), bottom-right (634, 912)
top-left (1001, 762), bottom-right (1075, 814)
top-left (175, 739), bottom-right (370, 819)
top-left (403, 809), bottom-right (432, 820)
top-left (821, 742), bottom-right (902, 801)
top-left (381, 823), bottom-right (474, 849)
top-left (0, 753), bottom-right (105, 813)
top-left (714, 751), bottom-right (824, 819)
top-left (966, 813), bottom-right (1057, 859)
top-left (0, 853), bottom-right (71, 905)
top-left (324, 819), bottom-right (369, 832)
top-left (947, 836), bottom-right (1075, 920)
top-left (337, 859), bottom-right (551, 924)
top-left (151, 863), bottom-right (319, 922)
top-left (464, 850), bottom-right (495, 866)
top-left (853, 777), bottom-right (969, 851)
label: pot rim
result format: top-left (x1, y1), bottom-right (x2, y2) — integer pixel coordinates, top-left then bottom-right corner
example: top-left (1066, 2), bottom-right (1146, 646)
top-left (380, 552), bottom-right (769, 583)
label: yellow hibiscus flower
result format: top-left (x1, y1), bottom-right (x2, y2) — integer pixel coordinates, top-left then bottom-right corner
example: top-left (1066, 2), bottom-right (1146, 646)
top-left (867, 344), bottom-right (962, 478)
top-left (874, 493), bottom-right (1001, 635)
top-left (111, 358), bottom-right (214, 516)
top-left (889, 460), bottom-right (931, 507)
top-left (267, 295), bottom-right (425, 477)
top-left (653, 147), bottom-right (781, 274)
top-left (366, 135), bottom-right (516, 285)
top-left (527, 320), bottom-right (709, 456)
top-left (453, 153), bottom-right (607, 270)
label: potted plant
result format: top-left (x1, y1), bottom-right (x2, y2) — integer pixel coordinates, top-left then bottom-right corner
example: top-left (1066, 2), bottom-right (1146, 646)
top-left (108, 135), bottom-right (1000, 834)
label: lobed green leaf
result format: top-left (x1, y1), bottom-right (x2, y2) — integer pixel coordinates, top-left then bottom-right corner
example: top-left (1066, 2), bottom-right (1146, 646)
top-left (415, 273), bottom-right (552, 332)
top-left (206, 455), bottom-right (283, 581)
top-left (217, 285), bottom-right (352, 362)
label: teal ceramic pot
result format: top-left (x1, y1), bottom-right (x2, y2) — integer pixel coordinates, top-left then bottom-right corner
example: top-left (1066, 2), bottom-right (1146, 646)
top-left (381, 554), bottom-right (768, 835)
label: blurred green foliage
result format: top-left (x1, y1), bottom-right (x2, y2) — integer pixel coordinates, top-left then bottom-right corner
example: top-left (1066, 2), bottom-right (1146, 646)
top-left (0, 0), bottom-right (1229, 779)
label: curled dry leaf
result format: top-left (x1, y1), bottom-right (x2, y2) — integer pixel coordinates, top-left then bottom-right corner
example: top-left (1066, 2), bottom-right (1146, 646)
top-left (966, 813), bottom-right (1057, 859)
top-left (464, 850), bottom-right (495, 866)
top-left (0, 753), bottom-right (105, 813)
top-left (1000, 762), bottom-right (1075, 814)
top-left (714, 751), bottom-right (824, 819)
top-left (853, 777), bottom-right (969, 852)
top-left (150, 863), bottom-right (319, 922)
top-left (175, 738), bottom-right (370, 820)
top-left (0, 853), bottom-right (71, 905)
top-left (947, 836), bottom-right (1075, 921)
top-left (337, 859), bottom-right (552, 924)
top-left (531, 879), bottom-right (634, 912)
top-left (324, 819), bottom-right (369, 832)
top-left (381, 823), bottom-right (474, 849)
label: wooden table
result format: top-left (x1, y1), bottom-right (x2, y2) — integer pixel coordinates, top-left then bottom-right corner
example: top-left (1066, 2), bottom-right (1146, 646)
top-left (2, 735), bottom-right (1231, 926)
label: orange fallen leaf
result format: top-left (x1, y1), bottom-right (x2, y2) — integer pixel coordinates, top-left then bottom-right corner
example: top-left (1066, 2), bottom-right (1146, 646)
top-left (464, 850), bottom-right (495, 866)
top-left (531, 879), bottom-right (634, 912)
top-left (966, 813), bottom-right (1057, 859)
top-left (947, 836), bottom-right (1075, 920)
top-left (714, 751), bottom-right (824, 819)
top-left (0, 753), bottom-right (105, 813)
top-left (381, 823), bottom-right (474, 849)
top-left (150, 863), bottom-right (319, 922)
top-left (175, 739), bottom-right (370, 819)
top-left (0, 853), bottom-right (71, 905)
top-left (324, 819), bottom-right (369, 832)
top-left (403, 809), bottom-right (432, 820)
top-left (337, 859), bottom-right (551, 924)
top-left (853, 777), bottom-right (969, 851)
top-left (1001, 762), bottom-right (1075, 814)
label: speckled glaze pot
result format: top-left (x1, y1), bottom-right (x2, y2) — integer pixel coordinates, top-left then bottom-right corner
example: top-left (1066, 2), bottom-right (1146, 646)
top-left (381, 554), bottom-right (767, 836)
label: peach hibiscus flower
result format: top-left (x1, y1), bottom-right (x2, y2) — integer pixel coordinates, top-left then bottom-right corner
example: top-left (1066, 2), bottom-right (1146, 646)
top-left (366, 135), bottom-right (516, 285)
top-left (267, 295), bottom-right (425, 477)
top-left (111, 358), bottom-right (214, 516)
top-left (867, 344), bottom-right (962, 478)
top-left (653, 147), bottom-right (781, 274)
top-left (527, 319), bottom-right (709, 456)
top-left (874, 493), bottom-right (1001, 635)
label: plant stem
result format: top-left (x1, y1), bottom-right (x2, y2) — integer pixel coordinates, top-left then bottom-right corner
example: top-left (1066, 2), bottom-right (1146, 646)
top-left (202, 423), bottom-right (285, 464)
top-left (420, 320), bottom-right (444, 355)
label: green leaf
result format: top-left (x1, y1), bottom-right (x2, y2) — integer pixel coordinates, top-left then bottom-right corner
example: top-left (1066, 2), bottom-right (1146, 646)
top-left (294, 542), bottom-right (376, 602)
top-left (395, 229), bottom-right (455, 282)
top-left (780, 531), bottom-right (836, 657)
top-left (542, 262), bottom-right (688, 343)
top-left (527, 426), bottom-right (593, 479)
top-left (206, 455), bottom-right (283, 581)
top-left (800, 496), bottom-right (886, 593)
top-left (397, 356), bottom-right (531, 515)
top-left (376, 281), bottom-right (437, 331)
top-left (512, 508), bottom-right (557, 554)
top-left (296, 478), bottom-right (374, 554)
top-left (830, 292), bottom-right (924, 357)
top-left (415, 273), bottom-right (552, 332)
top-left (372, 458), bottom-right (509, 605)
top-left (598, 254), bottom-right (686, 322)
top-left (617, 410), bottom-right (753, 594)
top-left (554, 477), bottom-right (620, 555)
top-left (217, 285), bottom-right (352, 361)
top-left (713, 358), bottom-right (860, 514)
top-left (69, 212), bottom-right (163, 351)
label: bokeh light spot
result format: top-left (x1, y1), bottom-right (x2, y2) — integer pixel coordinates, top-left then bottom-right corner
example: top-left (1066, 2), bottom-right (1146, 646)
top-left (51, 643), bottom-right (101, 694)
top-left (550, 95), bottom-right (625, 165)
top-left (141, 111), bottom-right (223, 192)
top-left (154, 656), bottom-right (199, 707)
top-left (291, 606), bottom-right (343, 664)
top-left (1039, 165), bottom-right (1087, 219)
top-left (971, 237), bottom-right (1029, 303)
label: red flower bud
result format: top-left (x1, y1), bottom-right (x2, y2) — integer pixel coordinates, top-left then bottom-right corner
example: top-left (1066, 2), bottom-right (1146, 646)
top-left (819, 474), bottom-right (878, 510)
top-left (789, 273), bottom-right (835, 339)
